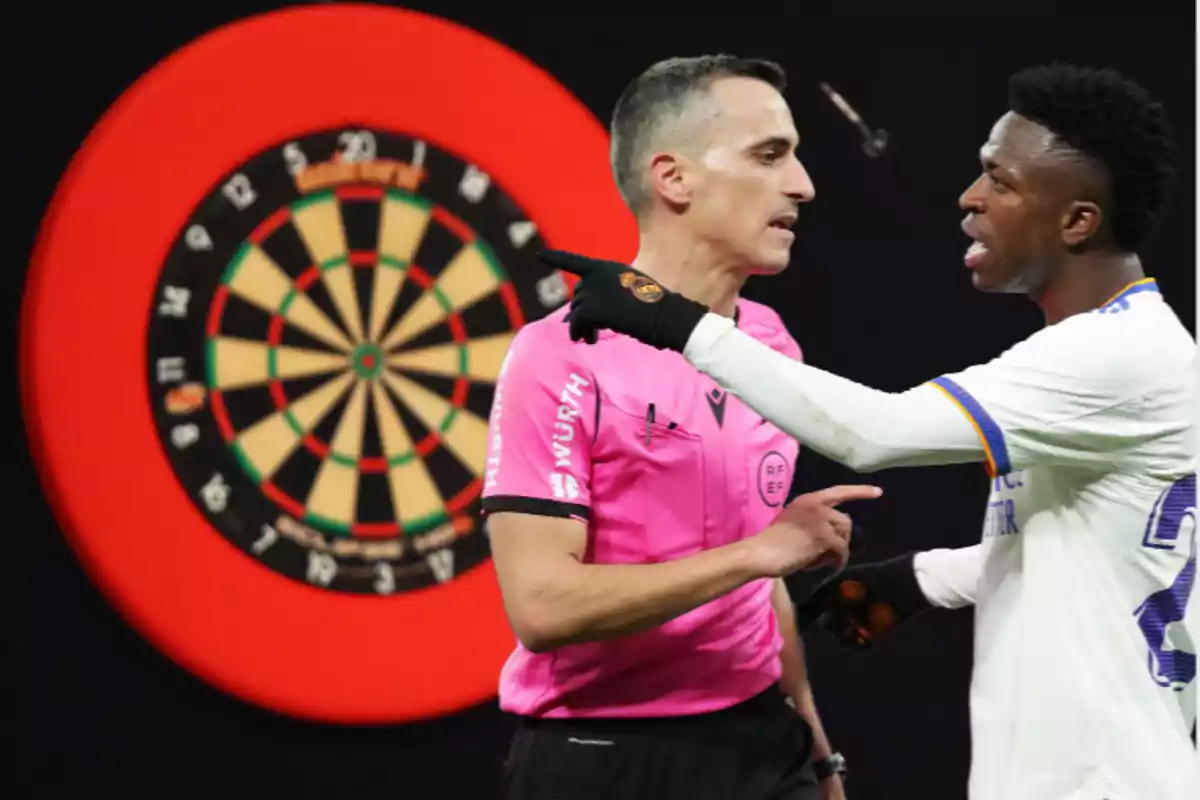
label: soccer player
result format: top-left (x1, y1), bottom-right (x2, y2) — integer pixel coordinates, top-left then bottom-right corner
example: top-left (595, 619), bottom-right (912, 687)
top-left (544, 63), bottom-right (1197, 800)
top-left (483, 56), bottom-right (873, 799)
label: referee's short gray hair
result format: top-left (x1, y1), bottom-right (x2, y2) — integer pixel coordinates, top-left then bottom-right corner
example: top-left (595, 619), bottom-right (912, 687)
top-left (609, 55), bottom-right (787, 216)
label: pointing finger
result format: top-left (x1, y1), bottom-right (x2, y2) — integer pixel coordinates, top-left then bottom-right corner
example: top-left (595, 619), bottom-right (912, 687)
top-left (537, 249), bottom-right (596, 276)
top-left (808, 484), bottom-right (884, 507)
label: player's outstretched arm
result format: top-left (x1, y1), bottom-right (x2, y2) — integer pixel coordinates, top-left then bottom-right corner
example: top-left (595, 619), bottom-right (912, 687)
top-left (541, 250), bottom-right (983, 473)
top-left (683, 313), bottom-right (983, 472)
top-left (546, 250), bottom-right (1181, 479)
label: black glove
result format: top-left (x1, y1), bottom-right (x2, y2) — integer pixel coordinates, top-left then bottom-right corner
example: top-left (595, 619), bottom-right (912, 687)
top-left (786, 521), bottom-right (869, 612)
top-left (794, 552), bottom-right (933, 652)
top-left (537, 249), bottom-right (709, 351)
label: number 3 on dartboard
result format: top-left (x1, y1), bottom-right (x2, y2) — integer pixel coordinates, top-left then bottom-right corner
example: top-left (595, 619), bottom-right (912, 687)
top-left (374, 563), bottom-right (395, 595)
top-left (1134, 474), bottom-right (1197, 690)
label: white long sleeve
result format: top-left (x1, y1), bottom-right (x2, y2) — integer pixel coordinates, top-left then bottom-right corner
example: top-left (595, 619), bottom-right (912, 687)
top-left (683, 313), bottom-right (984, 473)
top-left (913, 544), bottom-right (985, 609)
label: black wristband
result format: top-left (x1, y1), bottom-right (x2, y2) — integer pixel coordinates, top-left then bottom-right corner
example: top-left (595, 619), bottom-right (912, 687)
top-left (651, 293), bottom-right (710, 353)
top-left (812, 752), bottom-right (847, 781)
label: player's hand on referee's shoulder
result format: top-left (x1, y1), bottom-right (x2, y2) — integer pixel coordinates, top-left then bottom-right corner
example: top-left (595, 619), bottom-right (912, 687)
top-left (537, 249), bottom-right (709, 352)
top-left (746, 485), bottom-right (882, 579)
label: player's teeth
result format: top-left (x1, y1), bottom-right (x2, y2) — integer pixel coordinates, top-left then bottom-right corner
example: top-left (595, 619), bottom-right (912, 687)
top-left (967, 241), bottom-right (988, 257)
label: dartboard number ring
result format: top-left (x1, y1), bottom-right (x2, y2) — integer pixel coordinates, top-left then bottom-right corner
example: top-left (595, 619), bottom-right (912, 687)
top-left (147, 127), bottom-right (567, 595)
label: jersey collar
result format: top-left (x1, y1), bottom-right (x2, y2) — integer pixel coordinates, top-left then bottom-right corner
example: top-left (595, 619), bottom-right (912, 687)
top-left (1098, 278), bottom-right (1159, 313)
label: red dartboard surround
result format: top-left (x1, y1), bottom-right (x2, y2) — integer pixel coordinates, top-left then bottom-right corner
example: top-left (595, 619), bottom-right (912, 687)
top-left (20, 5), bottom-right (635, 724)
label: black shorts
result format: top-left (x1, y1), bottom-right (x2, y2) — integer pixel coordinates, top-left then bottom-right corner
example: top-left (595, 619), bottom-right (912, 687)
top-left (503, 685), bottom-right (821, 800)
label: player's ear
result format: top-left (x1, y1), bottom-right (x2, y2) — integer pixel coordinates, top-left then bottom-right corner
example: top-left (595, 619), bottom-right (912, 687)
top-left (648, 152), bottom-right (692, 209)
top-left (1060, 200), bottom-right (1102, 248)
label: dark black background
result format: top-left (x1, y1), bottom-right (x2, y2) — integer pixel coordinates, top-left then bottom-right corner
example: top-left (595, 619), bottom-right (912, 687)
top-left (14, 4), bottom-right (1195, 799)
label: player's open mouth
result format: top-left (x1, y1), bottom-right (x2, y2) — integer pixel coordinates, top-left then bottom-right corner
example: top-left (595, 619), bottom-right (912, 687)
top-left (960, 217), bottom-right (989, 268)
top-left (965, 240), bottom-right (989, 268)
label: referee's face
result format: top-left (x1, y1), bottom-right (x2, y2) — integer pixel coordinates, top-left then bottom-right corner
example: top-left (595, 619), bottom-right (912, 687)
top-left (686, 77), bottom-right (814, 274)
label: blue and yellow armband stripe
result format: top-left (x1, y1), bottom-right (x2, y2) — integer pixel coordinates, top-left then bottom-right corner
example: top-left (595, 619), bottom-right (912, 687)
top-left (927, 376), bottom-right (1012, 478)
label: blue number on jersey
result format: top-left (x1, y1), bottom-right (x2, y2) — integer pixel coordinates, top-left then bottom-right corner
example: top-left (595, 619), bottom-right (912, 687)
top-left (1135, 473), bottom-right (1197, 690)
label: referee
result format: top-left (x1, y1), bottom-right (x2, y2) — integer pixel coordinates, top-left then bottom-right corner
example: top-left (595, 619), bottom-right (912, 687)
top-left (482, 56), bottom-right (873, 799)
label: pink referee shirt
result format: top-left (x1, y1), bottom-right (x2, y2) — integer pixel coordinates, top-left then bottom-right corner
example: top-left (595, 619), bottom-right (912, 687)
top-left (481, 299), bottom-right (802, 718)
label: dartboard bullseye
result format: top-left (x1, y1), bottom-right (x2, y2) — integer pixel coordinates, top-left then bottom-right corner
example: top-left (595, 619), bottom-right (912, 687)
top-left (147, 128), bottom-right (569, 595)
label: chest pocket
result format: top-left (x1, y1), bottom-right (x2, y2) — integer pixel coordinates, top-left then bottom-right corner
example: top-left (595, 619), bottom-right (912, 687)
top-left (740, 418), bottom-right (797, 539)
top-left (591, 403), bottom-right (707, 563)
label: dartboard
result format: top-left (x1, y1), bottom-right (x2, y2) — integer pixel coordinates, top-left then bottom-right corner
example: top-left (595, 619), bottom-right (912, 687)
top-left (21, 6), bottom-right (634, 724)
top-left (147, 128), bottom-right (567, 594)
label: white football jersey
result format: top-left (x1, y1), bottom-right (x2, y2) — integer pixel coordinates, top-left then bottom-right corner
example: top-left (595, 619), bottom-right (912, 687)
top-left (932, 280), bottom-right (1198, 800)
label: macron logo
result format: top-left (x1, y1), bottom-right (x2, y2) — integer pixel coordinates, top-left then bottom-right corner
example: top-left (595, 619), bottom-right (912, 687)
top-left (706, 388), bottom-right (727, 427)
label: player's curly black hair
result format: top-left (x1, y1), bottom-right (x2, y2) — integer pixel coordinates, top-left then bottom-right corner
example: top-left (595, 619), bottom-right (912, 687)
top-left (1008, 63), bottom-right (1176, 253)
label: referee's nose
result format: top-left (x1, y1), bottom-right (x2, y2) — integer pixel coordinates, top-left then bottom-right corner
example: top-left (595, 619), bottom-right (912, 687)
top-left (785, 154), bottom-right (816, 203)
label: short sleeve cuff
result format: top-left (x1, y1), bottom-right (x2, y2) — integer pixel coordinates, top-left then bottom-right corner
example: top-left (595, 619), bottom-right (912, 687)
top-left (481, 495), bottom-right (591, 521)
top-left (928, 376), bottom-right (1013, 477)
